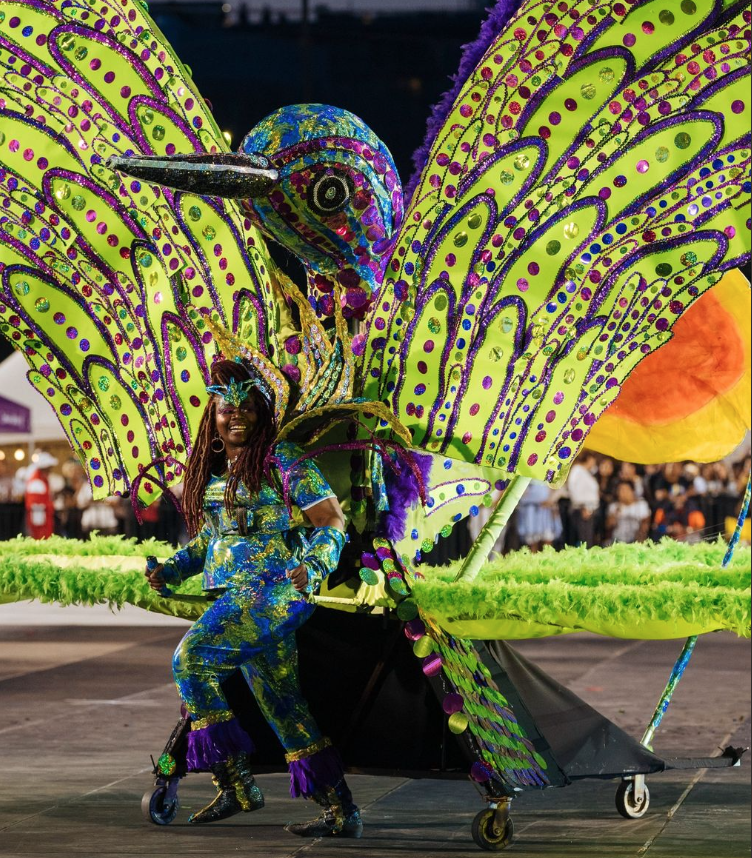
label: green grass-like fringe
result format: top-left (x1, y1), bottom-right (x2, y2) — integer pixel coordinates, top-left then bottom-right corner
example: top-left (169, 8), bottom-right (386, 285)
top-left (0, 536), bottom-right (203, 619)
top-left (412, 540), bottom-right (751, 638)
top-left (0, 537), bottom-right (749, 637)
top-left (0, 534), bottom-right (175, 558)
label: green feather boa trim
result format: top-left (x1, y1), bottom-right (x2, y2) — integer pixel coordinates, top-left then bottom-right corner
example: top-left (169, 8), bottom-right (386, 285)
top-left (0, 537), bottom-right (748, 640)
top-left (412, 540), bottom-right (751, 640)
top-left (0, 534), bottom-right (175, 558)
top-left (0, 539), bottom-right (206, 620)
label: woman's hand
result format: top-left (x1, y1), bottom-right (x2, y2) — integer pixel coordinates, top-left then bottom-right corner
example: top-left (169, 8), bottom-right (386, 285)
top-left (287, 564), bottom-right (310, 593)
top-left (145, 562), bottom-right (167, 592)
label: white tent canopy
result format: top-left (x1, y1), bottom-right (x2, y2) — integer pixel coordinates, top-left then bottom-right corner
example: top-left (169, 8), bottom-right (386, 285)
top-left (0, 352), bottom-right (67, 446)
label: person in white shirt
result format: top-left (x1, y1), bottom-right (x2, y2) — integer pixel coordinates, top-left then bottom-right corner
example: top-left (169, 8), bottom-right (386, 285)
top-left (607, 481), bottom-right (651, 544)
top-left (566, 451), bottom-right (600, 547)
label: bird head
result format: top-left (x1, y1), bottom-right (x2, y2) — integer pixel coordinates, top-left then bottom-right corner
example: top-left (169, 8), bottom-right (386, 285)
top-left (240, 104), bottom-right (403, 318)
top-left (108, 104), bottom-right (403, 320)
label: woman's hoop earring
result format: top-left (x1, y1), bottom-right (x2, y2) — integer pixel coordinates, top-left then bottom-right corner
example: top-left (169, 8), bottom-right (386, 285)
top-left (210, 434), bottom-right (226, 454)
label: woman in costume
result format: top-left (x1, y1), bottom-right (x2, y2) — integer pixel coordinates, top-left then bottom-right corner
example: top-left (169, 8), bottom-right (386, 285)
top-left (145, 359), bottom-right (362, 839)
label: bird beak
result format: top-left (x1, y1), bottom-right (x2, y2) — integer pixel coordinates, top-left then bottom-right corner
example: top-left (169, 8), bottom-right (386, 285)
top-left (107, 152), bottom-right (279, 199)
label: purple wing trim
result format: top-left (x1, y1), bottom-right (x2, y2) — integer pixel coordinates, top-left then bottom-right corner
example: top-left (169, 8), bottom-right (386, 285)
top-left (405, 0), bottom-right (525, 204)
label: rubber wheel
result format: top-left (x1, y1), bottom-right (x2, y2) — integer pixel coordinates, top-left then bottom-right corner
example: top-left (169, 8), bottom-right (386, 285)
top-left (141, 786), bottom-right (179, 825)
top-left (471, 808), bottom-right (515, 852)
top-left (615, 781), bottom-right (651, 819)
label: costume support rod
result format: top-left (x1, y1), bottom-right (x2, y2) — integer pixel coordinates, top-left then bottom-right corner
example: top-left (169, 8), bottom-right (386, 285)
top-left (454, 476), bottom-right (532, 584)
top-left (632, 472), bottom-right (752, 802)
top-left (641, 635), bottom-right (698, 750)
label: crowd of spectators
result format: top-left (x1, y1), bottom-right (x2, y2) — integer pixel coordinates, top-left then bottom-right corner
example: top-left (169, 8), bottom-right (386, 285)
top-left (515, 448), bottom-right (751, 552)
top-left (0, 454), bottom-right (187, 545)
top-left (0, 445), bottom-right (749, 554)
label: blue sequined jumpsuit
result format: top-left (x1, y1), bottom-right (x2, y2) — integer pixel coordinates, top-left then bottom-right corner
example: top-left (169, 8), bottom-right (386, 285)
top-left (162, 441), bottom-right (338, 761)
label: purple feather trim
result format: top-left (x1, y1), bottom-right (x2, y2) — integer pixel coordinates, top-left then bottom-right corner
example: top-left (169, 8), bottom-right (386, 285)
top-left (185, 718), bottom-right (255, 772)
top-left (378, 451), bottom-right (433, 543)
top-left (289, 745), bottom-right (345, 799)
top-left (404, 0), bottom-right (525, 204)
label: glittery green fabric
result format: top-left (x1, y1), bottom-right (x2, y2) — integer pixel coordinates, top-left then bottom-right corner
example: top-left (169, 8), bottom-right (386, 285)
top-left (162, 442), bottom-right (335, 591)
top-left (167, 442), bottom-right (337, 748)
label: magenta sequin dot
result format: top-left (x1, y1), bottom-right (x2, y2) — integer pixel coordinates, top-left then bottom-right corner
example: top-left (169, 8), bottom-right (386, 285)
top-left (731, 100), bottom-right (745, 114)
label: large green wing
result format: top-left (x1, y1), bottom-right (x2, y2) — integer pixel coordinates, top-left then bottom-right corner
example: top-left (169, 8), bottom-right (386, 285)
top-left (361, 0), bottom-right (751, 484)
top-left (0, 0), bottom-right (278, 502)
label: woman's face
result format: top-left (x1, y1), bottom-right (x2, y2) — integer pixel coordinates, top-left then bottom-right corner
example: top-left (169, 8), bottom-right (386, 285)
top-left (214, 396), bottom-right (259, 450)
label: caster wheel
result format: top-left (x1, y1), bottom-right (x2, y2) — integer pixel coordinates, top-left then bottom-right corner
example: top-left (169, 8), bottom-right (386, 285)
top-left (471, 808), bottom-right (515, 852)
top-left (142, 786), bottom-right (179, 825)
top-left (615, 780), bottom-right (650, 819)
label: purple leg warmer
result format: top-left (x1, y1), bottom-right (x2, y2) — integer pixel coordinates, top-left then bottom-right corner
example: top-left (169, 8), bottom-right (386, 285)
top-left (185, 717), bottom-right (255, 772)
top-left (288, 743), bottom-right (345, 799)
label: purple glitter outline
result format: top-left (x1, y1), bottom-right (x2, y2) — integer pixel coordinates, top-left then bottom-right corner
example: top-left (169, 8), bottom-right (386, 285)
top-left (0, 108), bottom-right (81, 164)
top-left (692, 65), bottom-right (752, 111)
top-left (41, 168), bottom-right (142, 308)
top-left (516, 47), bottom-right (637, 142)
top-left (0, 269), bottom-right (130, 492)
top-left (461, 195), bottom-right (608, 464)
top-left (44, 26), bottom-right (147, 138)
top-left (404, 0), bottom-right (525, 205)
top-left (542, 229), bottom-right (733, 467)
top-left (595, 112), bottom-right (724, 223)
top-left (169, 191), bottom-right (227, 319)
top-left (49, 21), bottom-right (163, 101)
top-left (159, 311), bottom-right (202, 456)
top-left (0, 26), bottom-right (60, 79)
top-left (456, 136), bottom-right (548, 204)
top-left (83, 352), bottom-right (161, 486)
top-left (126, 94), bottom-right (203, 156)
top-left (391, 280), bottom-right (459, 440)
top-left (202, 195), bottom-right (273, 340)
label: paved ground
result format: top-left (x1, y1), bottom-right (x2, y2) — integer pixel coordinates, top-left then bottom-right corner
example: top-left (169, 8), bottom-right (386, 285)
top-left (0, 604), bottom-right (749, 858)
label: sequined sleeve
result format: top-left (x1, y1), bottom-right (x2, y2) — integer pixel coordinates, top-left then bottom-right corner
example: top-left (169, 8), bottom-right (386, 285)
top-left (277, 443), bottom-right (337, 511)
top-left (161, 524), bottom-right (211, 584)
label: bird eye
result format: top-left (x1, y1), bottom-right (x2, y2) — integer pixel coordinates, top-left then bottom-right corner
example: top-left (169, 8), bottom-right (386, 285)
top-left (308, 172), bottom-right (352, 217)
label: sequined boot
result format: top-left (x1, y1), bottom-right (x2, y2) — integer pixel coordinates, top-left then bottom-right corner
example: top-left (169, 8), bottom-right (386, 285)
top-left (188, 753), bottom-right (265, 824)
top-left (284, 779), bottom-right (363, 838)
